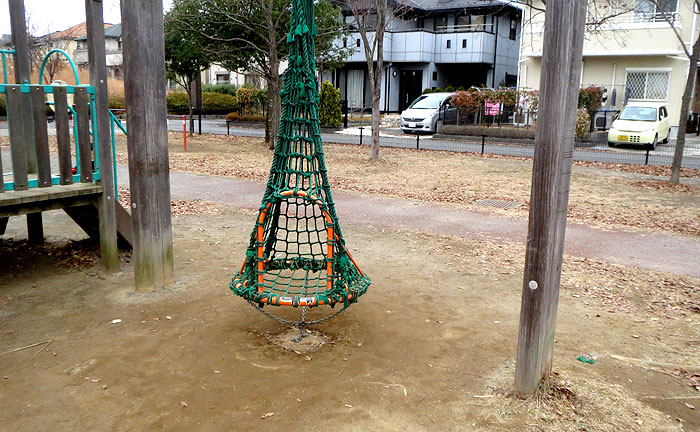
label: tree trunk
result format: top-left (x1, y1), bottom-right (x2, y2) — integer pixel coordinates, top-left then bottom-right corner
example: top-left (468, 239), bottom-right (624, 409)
top-left (267, 39), bottom-right (281, 150)
top-left (370, 0), bottom-right (387, 161)
top-left (670, 33), bottom-right (700, 184)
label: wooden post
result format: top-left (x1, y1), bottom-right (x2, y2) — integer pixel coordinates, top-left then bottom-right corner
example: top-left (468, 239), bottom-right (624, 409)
top-left (121, 0), bottom-right (174, 290)
top-left (85, 0), bottom-right (119, 271)
top-left (74, 87), bottom-right (93, 183)
top-left (30, 86), bottom-right (52, 188)
top-left (26, 212), bottom-right (43, 245)
top-left (53, 87), bottom-right (73, 185)
top-left (514, 0), bottom-right (587, 398)
top-left (8, 0), bottom-right (37, 173)
top-left (5, 86), bottom-right (28, 190)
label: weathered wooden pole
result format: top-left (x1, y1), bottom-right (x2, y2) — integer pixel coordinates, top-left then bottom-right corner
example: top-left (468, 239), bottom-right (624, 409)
top-left (85, 0), bottom-right (119, 271)
top-left (514, 0), bottom-right (586, 397)
top-left (8, 0), bottom-right (37, 173)
top-left (121, 0), bottom-right (175, 290)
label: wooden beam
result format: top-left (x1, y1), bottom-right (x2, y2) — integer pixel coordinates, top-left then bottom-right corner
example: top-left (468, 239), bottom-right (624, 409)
top-left (5, 85), bottom-right (28, 191)
top-left (121, 0), bottom-right (174, 290)
top-left (74, 87), bottom-right (93, 183)
top-left (85, 0), bottom-right (119, 271)
top-left (26, 212), bottom-right (43, 245)
top-left (8, 0), bottom-right (37, 173)
top-left (514, 0), bottom-right (587, 398)
top-left (53, 87), bottom-right (73, 185)
top-left (30, 86), bottom-right (52, 187)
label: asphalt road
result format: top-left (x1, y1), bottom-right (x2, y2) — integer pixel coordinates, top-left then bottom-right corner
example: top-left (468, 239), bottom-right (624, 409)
top-left (166, 118), bottom-right (700, 169)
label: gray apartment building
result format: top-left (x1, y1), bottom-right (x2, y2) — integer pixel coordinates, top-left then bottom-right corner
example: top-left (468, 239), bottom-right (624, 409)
top-left (326, 0), bottom-right (522, 113)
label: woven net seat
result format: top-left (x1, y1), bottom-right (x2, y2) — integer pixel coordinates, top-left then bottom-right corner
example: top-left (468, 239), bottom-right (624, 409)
top-left (230, 0), bottom-right (370, 313)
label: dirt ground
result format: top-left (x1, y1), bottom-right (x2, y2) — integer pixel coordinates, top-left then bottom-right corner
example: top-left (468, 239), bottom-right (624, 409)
top-left (1, 202), bottom-right (698, 431)
top-left (113, 133), bottom-right (700, 237)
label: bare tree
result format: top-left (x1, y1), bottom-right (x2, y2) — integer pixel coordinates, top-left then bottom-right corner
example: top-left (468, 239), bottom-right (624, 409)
top-left (650, 0), bottom-right (700, 184)
top-left (342, 0), bottom-right (408, 160)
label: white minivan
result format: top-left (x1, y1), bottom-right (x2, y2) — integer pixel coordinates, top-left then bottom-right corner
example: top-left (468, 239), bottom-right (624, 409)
top-left (400, 92), bottom-right (457, 134)
top-left (608, 102), bottom-right (671, 150)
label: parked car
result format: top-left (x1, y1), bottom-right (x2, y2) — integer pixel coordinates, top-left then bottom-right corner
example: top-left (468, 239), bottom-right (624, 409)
top-left (400, 92), bottom-right (457, 134)
top-left (608, 102), bottom-right (671, 150)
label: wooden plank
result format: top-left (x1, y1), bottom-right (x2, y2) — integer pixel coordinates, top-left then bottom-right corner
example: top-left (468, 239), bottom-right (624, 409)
top-left (64, 205), bottom-right (100, 241)
top-left (0, 195), bottom-right (100, 218)
top-left (74, 87), bottom-right (93, 183)
top-left (5, 85), bottom-right (29, 190)
top-left (26, 212), bottom-right (44, 245)
top-left (30, 86), bottom-right (52, 187)
top-left (53, 86), bottom-right (73, 185)
top-left (9, 0), bottom-right (37, 173)
top-left (514, 0), bottom-right (587, 398)
top-left (121, 0), bottom-right (174, 290)
top-left (0, 217), bottom-right (8, 235)
top-left (0, 184), bottom-right (102, 207)
top-left (115, 201), bottom-right (133, 248)
top-left (86, 0), bottom-right (119, 271)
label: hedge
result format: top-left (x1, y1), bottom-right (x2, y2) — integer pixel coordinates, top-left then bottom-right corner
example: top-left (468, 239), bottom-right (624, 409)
top-left (166, 91), bottom-right (239, 115)
top-left (226, 112), bottom-right (266, 123)
top-left (0, 95), bottom-right (5, 116)
top-left (319, 82), bottom-right (342, 128)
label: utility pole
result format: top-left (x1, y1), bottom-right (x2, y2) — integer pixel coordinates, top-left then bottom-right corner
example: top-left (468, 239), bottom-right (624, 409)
top-left (514, 0), bottom-right (587, 397)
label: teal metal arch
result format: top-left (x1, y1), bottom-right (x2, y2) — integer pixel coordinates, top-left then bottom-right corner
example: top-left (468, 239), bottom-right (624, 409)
top-left (38, 49), bottom-right (80, 85)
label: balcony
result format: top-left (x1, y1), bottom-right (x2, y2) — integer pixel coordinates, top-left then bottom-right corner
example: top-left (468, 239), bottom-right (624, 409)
top-left (342, 28), bottom-right (497, 65)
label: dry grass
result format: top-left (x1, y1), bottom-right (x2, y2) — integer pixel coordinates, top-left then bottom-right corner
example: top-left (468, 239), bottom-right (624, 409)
top-left (114, 133), bottom-right (700, 237)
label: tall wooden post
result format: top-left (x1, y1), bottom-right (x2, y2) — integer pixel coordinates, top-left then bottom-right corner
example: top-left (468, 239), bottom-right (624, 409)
top-left (85, 0), bottom-right (119, 271)
top-left (121, 0), bottom-right (175, 290)
top-left (514, 0), bottom-right (586, 397)
top-left (8, 0), bottom-right (37, 173)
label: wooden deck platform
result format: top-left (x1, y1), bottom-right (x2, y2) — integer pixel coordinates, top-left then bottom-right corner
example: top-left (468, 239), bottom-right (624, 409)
top-left (0, 183), bottom-right (103, 218)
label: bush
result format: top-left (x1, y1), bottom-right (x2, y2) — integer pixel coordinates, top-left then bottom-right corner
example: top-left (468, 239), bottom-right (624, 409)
top-left (576, 108), bottom-right (591, 140)
top-left (443, 86), bottom-right (455, 92)
top-left (578, 86), bottom-right (604, 114)
top-left (422, 88), bottom-right (434, 94)
top-left (319, 82), bottom-right (342, 128)
top-left (0, 95), bottom-right (6, 116)
top-left (202, 92), bottom-right (239, 114)
top-left (167, 91), bottom-right (189, 114)
top-left (109, 97), bottom-right (125, 110)
top-left (202, 83), bottom-right (239, 96)
top-left (226, 112), bottom-right (266, 123)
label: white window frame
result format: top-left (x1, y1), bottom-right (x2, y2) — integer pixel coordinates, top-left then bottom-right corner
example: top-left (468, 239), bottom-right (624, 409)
top-left (624, 67), bottom-right (672, 101)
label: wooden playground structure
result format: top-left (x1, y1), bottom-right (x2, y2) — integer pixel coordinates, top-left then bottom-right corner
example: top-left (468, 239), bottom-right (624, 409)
top-left (1, 0), bottom-right (173, 290)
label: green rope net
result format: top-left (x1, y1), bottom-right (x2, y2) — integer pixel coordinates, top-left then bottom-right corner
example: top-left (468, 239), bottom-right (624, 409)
top-left (230, 0), bottom-right (371, 311)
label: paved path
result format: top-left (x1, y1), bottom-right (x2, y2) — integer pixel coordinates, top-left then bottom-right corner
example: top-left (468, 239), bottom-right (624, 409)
top-left (116, 166), bottom-right (700, 279)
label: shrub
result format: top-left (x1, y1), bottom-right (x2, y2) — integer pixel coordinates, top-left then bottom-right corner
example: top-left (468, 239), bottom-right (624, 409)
top-left (0, 95), bottom-right (6, 116)
top-left (319, 81), bottom-right (342, 128)
top-left (576, 108), bottom-right (591, 140)
top-left (109, 97), bottom-right (125, 110)
top-left (443, 86), bottom-right (455, 92)
top-left (578, 86), bottom-right (604, 114)
top-left (226, 112), bottom-right (266, 123)
top-left (422, 88), bottom-right (434, 94)
top-left (202, 83), bottom-right (239, 96)
top-left (166, 91), bottom-right (189, 114)
top-left (202, 92), bottom-right (239, 114)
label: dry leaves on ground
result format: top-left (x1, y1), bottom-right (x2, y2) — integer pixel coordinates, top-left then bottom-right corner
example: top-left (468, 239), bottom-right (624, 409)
top-left (118, 187), bottom-right (223, 216)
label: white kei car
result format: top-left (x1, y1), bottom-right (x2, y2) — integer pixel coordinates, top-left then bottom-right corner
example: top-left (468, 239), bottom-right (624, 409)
top-left (608, 103), bottom-right (671, 150)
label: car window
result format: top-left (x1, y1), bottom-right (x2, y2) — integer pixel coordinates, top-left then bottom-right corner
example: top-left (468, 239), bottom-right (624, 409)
top-left (409, 96), bottom-right (444, 109)
top-left (662, 107), bottom-right (668, 118)
top-left (619, 106), bottom-right (658, 121)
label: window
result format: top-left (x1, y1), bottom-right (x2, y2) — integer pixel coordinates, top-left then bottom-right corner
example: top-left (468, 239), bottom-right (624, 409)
top-left (343, 38), bottom-right (347, 48)
top-left (509, 18), bottom-right (517, 40)
top-left (118, 40), bottom-right (122, 51)
top-left (634, 0), bottom-right (677, 21)
top-left (456, 15), bottom-right (470, 29)
top-left (216, 73), bottom-right (230, 84)
top-left (626, 70), bottom-right (670, 100)
top-left (432, 71), bottom-right (438, 81)
top-left (434, 16), bottom-right (447, 32)
top-left (446, 40), bottom-right (451, 49)
top-left (462, 39), bottom-right (467, 49)
top-left (471, 15), bottom-right (485, 32)
top-left (417, 18), bottom-right (425, 30)
top-left (356, 39), bottom-right (361, 48)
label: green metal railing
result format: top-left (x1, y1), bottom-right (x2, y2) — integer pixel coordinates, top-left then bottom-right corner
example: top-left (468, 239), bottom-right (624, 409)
top-left (0, 48), bottom-right (15, 84)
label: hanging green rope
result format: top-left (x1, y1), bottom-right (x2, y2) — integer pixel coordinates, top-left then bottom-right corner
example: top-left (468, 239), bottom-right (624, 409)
top-left (230, 0), bottom-right (371, 310)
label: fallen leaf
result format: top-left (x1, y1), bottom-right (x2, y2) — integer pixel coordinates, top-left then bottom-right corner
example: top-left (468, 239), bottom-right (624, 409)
top-left (261, 412), bottom-right (275, 419)
top-left (686, 403), bottom-right (696, 410)
top-left (180, 401), bottom-right (188, 408)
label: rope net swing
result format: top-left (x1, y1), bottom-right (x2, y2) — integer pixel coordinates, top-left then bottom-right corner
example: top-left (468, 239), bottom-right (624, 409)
top-left (230, 0), bottom-right (370, 325)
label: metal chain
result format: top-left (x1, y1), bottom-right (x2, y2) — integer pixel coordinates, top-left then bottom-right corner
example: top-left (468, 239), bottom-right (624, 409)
top-left (247, 301), bottom-right (347, 330)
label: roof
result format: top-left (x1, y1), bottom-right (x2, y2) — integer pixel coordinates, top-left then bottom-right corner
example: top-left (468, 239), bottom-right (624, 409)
top-left (393, 0), bottom-right (517, 11)
top-left (75, 23), bottom-right (121, 41)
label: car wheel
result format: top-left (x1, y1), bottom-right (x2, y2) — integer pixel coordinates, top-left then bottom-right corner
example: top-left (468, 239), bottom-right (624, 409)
top-left (662, 134), bottom-right (669, 144)
top-left (648, 135), bottom-right (657, 151)
top-left (608, 141), bottom-right (616, 147)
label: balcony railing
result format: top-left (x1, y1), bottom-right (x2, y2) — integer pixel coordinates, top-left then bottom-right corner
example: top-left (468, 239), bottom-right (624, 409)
top-left (435, 23), bottom-right (495, 34)
top-left (611, 11), bottom-right (679, 24)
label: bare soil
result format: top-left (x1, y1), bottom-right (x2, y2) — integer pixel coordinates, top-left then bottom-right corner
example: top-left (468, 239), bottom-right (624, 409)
top-left (1, 204), bottom-right (698, 431)
top-left (114, 133), bottom-right (700, 237)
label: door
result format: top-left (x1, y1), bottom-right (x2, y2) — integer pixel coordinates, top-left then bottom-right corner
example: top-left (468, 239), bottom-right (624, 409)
top-left (347, 69), bottom-right (365, 110)
top-left (442, 97), bottom-right (458, 124)
top-left (399, 70), bottom-right (424, 112)
top-left (661, 106), bottom-right (671, 138)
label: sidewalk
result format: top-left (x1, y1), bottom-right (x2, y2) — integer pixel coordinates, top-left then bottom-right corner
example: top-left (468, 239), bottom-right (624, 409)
top-left (116, 166), bottom-right (700, 279)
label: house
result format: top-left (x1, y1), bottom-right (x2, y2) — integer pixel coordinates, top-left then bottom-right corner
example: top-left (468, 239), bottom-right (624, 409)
top-left (519, 0), bottom-right (700, 138)
top-left (200, 64), bottom-right (265, 88)
top-left (34, 22), bottom-right (103, 62)
top-left (73, 23), bottom-right (123, 78)
top-left (326, 0), bottom-right (522, 112)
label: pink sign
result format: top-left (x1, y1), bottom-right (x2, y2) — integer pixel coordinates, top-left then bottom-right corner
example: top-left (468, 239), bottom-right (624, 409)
top-left (485, 101), bottom-right (501, 116)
